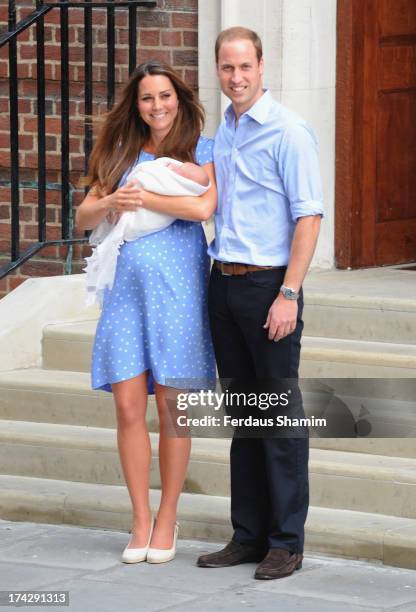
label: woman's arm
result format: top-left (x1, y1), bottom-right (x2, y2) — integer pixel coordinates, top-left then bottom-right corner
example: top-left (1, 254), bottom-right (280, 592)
top-left (137, 162), bottom-right (217, 222)
top-left (76, 183), bottom-right (143, 230)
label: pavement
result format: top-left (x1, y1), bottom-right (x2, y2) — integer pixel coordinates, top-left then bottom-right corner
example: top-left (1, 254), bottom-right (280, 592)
top-left (0, 520), bottom-right (416, 611)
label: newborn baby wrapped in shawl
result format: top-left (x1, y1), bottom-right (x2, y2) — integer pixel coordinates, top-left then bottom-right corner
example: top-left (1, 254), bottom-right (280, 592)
top-left (84, 157), bottom-right (210, 306)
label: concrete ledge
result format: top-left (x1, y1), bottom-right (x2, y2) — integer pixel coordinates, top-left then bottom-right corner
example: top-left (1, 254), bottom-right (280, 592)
top-left (302, 336), bottom-right (416, 369)
top-left (0, 275), bottom-right (97, 372)
top-left (304, 292), bottom-right (416, 313)
top-left (0, 475), bottom-right (231, 543)
top-left (1, 475), bottom-right (415, 569)
top-left (1, 420), bottom-right (416, 516)
top-left (303, 267), bottom-right (416, 344)
top-left (0, 369), bottom-right (159, 431)
top-left (42, 321), bottom-right (96, 372)
top-left (0, 420), bottom-right (231, 496)
top-left (306, 506), bottom-right (416, 569)
top-left (1, 369), bottom-right (415, 459)
top-left (310, 438), bottom-right (416, 459)
top-left (42, 320), bottom-right (416, 376)
top-left (304, 267), bottom-right (416, 309)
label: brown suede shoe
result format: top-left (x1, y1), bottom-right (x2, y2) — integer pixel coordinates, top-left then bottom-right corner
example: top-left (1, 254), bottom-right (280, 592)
top-left (254, 548), bottom-right (303, 580)
top-left (197, 541), bottom-right (266, 568)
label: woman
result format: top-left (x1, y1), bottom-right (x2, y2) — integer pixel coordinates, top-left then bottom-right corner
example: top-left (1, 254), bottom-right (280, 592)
top-left (76, 61), bottom-right (217, 564)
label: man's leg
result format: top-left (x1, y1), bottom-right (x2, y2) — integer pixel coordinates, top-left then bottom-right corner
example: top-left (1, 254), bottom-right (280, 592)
top-left (197, 267), bottom-right (269, 567)
top-left (262, 437), bottom-right (309, 553)
top-left (229, 268), bottom-right (309, 556)
top-left (208, 266), bottom-right (269, 548)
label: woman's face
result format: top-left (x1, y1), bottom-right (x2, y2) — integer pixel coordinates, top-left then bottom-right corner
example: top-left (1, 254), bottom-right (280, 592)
top-left (137, 74), bottom-right (179, 140)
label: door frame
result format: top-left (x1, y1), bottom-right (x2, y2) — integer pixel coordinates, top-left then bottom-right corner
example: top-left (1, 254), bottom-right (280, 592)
top-left (335, 0), bottom-right (366, 269)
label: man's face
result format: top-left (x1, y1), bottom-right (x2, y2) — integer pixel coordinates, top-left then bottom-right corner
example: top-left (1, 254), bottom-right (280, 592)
top-left (216, 38), bottom-right (264, 118)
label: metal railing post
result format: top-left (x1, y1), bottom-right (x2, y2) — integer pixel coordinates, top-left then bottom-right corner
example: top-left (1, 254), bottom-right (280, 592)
top-left (8, 0), bottom-right (20, 261)
top-left (60, 0), bottom-right (70, 241)
top-left (36, 0), bottom-right (47, 242)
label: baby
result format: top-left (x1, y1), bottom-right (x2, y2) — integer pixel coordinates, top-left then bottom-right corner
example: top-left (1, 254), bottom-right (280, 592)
top-left (163, 161), bottom-right (210, 187)
top-left (85, 157), bottom-right (210, 305)
top-left (107, 160), bottom-right (209, 225)
top-left (118, 158), bottom-right (209, 233)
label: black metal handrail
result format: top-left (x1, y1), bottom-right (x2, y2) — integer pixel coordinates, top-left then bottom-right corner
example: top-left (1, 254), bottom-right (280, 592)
top-left (0, 0), bottom-right (156, 279)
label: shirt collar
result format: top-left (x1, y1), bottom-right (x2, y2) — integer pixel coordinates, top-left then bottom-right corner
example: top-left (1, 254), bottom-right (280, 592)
top-left (224, 89), bottom-right (272, 126)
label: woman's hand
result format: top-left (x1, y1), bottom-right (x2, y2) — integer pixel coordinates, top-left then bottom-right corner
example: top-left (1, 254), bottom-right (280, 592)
top-left (76, 181), bottom-right (143, 231)
top-left (106, 181), bottom-right (143, 213)
top-left (133, 189), bottom-right (150, 208)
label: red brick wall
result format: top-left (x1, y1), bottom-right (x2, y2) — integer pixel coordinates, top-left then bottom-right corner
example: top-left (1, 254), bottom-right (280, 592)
top-left (0, 0), bottom-right (198, 298)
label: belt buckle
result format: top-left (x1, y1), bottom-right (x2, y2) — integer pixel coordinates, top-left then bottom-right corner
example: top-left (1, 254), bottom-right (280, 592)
top-left (219, 262), bottom-right (232, 276)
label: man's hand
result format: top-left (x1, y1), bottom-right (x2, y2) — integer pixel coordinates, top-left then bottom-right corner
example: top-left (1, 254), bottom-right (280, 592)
top-left (263, 294), bottom-right (298, 341)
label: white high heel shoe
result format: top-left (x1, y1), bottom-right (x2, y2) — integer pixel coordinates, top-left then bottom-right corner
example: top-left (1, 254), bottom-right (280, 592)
top-left (121, 516), bottom-right (154, 563)
top-left (146, 522), bottom-right (179, 564)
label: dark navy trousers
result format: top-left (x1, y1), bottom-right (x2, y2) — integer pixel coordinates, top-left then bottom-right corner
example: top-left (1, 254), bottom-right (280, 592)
top-left (208, 265), bottom-right (309, 553)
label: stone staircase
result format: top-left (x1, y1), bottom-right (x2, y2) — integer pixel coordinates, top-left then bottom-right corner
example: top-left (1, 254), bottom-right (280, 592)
top-left (0, 267), bottom-right (415, 569)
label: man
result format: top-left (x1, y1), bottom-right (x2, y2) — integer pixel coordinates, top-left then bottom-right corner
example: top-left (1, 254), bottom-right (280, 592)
top-left (197, 27), bottom-right (323, 580)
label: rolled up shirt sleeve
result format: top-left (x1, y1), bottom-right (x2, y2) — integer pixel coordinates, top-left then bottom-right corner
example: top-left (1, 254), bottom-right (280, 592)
top-left (277, 122), bottom-right (325, 222)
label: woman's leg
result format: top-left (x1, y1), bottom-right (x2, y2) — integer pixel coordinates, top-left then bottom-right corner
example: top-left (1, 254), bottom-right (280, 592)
top-left (112, 372), bottom-right (152, 548)
top-left (151, 382), bottom-right (191, 548)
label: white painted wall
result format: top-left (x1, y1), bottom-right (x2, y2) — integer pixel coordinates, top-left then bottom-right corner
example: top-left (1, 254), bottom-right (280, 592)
top-left (198, 0), bottom-right (336, 269)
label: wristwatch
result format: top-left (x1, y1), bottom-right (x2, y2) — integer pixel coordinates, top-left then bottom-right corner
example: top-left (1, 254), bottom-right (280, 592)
top-left (279, 285), bottom-right (299, 300)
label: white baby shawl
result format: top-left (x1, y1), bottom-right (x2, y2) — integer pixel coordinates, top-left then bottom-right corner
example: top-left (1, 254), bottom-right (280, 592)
top-left (84, 157), bottom-right (209, 306)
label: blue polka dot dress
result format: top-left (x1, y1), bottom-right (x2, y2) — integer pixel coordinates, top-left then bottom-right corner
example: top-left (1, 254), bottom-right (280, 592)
top-left (91, 136), bottom-right (216, 394)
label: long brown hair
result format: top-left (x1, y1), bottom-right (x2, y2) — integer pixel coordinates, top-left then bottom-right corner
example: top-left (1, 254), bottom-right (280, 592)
top-left (83, 61), bottom-right (205, 196)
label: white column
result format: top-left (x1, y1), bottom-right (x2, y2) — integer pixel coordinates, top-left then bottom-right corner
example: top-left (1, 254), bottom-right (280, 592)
top-left (280, 0), bottom-right (336, 269)
top-left (198, 0), bottom-right (222, 137)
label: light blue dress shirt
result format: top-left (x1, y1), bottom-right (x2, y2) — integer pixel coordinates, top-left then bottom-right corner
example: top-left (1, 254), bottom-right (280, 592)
top-left (208, 90), bottom-right (324, 266)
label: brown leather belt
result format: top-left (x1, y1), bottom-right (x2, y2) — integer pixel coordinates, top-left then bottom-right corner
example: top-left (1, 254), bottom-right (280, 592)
top-left (214, 260), bottom-right (278, 276)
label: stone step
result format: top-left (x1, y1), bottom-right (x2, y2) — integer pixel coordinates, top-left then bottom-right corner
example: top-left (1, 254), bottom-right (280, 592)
top-left (0, 474), bottom-right (415, 569)
top-left (1, 368), bottom-right (415, 457)
top-left (1, 420), bottom-right (416, 518)
top-left (299, 336), bottom-right (416, 377)
top-left (42, 321), bottom-right (416, 378)
top-left (303, 267), bottom-right (416, 345)
top-left (309, 438), bottom-right (416, 459)
top-left (0, 419), bottom-right (230, 497)
top-left (42, 320), bottom-right (96, 373)
top-left (0, 369), bottom-right (158, 432)
top-left (38, 267), bottom-right (416, 358)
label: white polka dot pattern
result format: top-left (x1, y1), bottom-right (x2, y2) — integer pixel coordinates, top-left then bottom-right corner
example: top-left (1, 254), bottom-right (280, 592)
top-left (91, 137), bottom-right (216, 394)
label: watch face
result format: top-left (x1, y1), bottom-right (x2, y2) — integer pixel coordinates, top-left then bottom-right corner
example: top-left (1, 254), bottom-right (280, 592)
top-left (281, 286), bottom-right (298, 299)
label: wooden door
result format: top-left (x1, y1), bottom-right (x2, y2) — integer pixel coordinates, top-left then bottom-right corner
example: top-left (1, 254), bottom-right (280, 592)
top-left (336, 0), bottom-right (416, 268)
